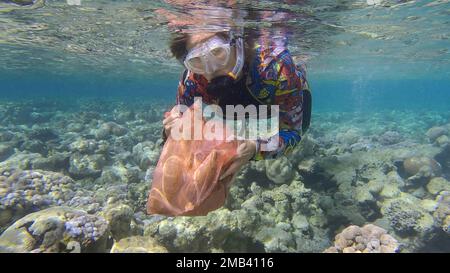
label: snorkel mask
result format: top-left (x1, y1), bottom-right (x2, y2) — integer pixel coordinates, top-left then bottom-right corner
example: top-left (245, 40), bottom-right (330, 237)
top-left (183, 30), bottom-right (245, 80)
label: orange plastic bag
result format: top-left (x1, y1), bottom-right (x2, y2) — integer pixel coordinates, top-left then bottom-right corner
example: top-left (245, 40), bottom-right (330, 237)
top-left (147, 105), bottom-right (238, 216)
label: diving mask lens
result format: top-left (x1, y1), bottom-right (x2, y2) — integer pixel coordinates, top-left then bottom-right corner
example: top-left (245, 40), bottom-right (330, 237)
top-left (184, 36), bottom-right (231, 74)
top-left (185, 56), bottom-right (205, 72)
top-left (209, 46), bottom-right (229, 65)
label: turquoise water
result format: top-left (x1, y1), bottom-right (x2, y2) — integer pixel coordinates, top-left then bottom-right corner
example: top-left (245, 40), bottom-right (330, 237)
top-left (0, 0), bottom-right (449, 253)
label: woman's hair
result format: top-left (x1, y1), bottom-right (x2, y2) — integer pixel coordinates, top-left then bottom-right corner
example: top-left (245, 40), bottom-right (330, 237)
top-left (169, 33), bottom-right (189, 62)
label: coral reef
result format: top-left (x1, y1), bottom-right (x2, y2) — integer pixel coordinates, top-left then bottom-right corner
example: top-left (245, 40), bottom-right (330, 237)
top-left (0, 168), bottom-right (75, 230)
top-left (0, 100), bottom-right (449, 253)
top-left (434, 191), bottom-right (450, 234)
top-left (403, 156), bottom-right (442, 179)
top-left (100, 203), bottom-right (134, 241)
top-left (324, 224), bottom-right (399, 253)
top-left (426, 126), bottom-right (448, 142)
top-left (110, 236), bottom-right (168, 253)
top-left (94, 122), bottom-right (128, 140)
top-left (0, 207), bottom-right (109, 253)
top-left (144, 179), bottom-right (330, 253)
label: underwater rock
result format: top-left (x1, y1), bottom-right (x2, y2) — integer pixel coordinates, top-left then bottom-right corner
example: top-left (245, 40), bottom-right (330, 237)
top-left (135, 109), bottom-right (160, 123)
top-left (66, 122), bottom-right (85, 133)
top-left (291, 213), bottom-right (310, 231)
top-left (323, 224), bottom-right (399, 253)
top-left (403, 156), bottom-right (442, 178)
top-left (96, 164), bottom-right (140, 185)
top-left (68, 153), bottom-right (106, 179)
top-left (354, 186), bottom-right (375, 204)
top-left (0, 131), bottom-right (15, 142)
top-left (2, 101), bottom-right (449, 253)
top-left (146, 180), bottom-right (329, 253)
top-left (380, 194), bottom-right (435, 237)
top-left (378, 171), bottom-right (405, 199)
top-left (77, 111), bottom-right (101, 123)
top-left (101, 203), bottom-right (134, 241)
top-left (19, 139), bottom-right (47, 155)
top-left (336, 128), bottom-right (361, 145)
top-left (28, 128), bottom-right (58, 142)
top-left (144, 208), bottom-right (262, 252)
top-left (0, 207), bottom-right (109, 253)
top-left (0, 143), bottom-right (14, 161)
top-left (29, 112), bottom-right (51, 124)
top-left (132, 141), bottom-right (160, 170)
top-left (426, 126), bottom-right (448, 142)
top-left (436, 135), bottom-right (449, 147)
top-left (366, 179), bottom-right (384, 194)
top-left (378, 131), bottom-right (403, 145)
top-left (0, 152), bottom-right (43, 170)
top-left (297, 158), bottom-right (318, 176)
top-left (110, 236), bottom-right (168, 253)
top-left (95, 122), bottom-right (128, 140)
top-left (386, 171), bottom-right (406, 187)
top-left (426, 177), bottom-right (450, 196)
top-left (419, 199), bottom-right (438, 214)
top-left (265, 156), bottom-right (296, 184)
top-left (111, 136), bottom-right (137, 155)
top-left (91, 184), bottom-right (129, 207)
top-left (31, 152), bottom-right (70, 172)
top-left (131, 123), bottom-right (165, 143)
top-left (127, 173), bottom-right (151, 212)
top-left (380, 183), bottom-right (401, 199)
top-left (0, 168), bottom-right (75, 229)
top-left (290, 136), bottom-right (320, 165)
top-left (248, 160), bottom-right (266, 173)
top-left (435, 145), bottom-right (450, 172)
top-left (349, 139), bottom-right (377, 152)
top-left (434, 191), bottom-right (450, 234)
top-left (314, 149), bottom-right (398, 225)
top-left (69, 139), bottom-right (99, 154)
top-left (66, 193), bottom-right (101, 214)
top-left (113, 110), bottom-right (135, 124)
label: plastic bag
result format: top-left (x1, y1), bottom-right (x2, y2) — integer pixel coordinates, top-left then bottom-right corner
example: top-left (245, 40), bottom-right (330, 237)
top-left (147, 105), bottom-right (238, 216)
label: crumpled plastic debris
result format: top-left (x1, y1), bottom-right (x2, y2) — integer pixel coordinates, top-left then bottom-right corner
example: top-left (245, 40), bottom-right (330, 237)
top-left (147, 105), bottom-right (238, 216)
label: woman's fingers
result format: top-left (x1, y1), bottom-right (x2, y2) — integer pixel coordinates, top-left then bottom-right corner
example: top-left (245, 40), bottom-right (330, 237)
top-left (163, 109), bottom-right (181, 125)
top-left (163, 115), bottom-right (178, 126)
top-left (164, 118), bottom-right (182, 136)
top-left (170, 105), bottom-right (183, 116)
top-left (219, 140), bottom-right (257, 180)
top-left (163, 106), bottom-right (183, 136)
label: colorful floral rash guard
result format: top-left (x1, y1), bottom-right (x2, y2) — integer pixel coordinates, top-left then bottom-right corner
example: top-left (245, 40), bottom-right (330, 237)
top-left (175, 38), bottom-right (310, 161)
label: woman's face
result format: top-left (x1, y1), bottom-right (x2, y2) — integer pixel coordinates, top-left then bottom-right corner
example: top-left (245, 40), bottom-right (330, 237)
top-left (186, 32), bottom-right (237, 81)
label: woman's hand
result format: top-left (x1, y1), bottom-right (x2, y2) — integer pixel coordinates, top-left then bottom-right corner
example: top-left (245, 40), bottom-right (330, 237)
top-left (162, 106), bottom-right (182, 138)
top-left (219, 140), bottom-right (257, 180)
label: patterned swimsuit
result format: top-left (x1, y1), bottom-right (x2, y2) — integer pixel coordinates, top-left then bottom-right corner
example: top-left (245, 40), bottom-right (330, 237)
top-left (175, 39), bottom-right (310, 161)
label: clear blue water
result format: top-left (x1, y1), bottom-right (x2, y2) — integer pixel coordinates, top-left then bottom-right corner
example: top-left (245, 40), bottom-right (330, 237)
top-left (2, 74), bottom-right (449, 112)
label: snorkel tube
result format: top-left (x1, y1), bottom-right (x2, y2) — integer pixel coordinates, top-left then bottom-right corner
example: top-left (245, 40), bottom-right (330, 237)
top-left (227, 29), bottom-right (245, 80)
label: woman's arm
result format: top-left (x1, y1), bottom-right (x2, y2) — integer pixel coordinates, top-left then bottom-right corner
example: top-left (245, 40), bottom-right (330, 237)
top-left (253, 50), bottom-right (308, 160)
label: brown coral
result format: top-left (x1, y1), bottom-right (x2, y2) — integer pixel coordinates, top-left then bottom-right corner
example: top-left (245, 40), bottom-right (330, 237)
top-left (324, 224), bottom-right (399, 253)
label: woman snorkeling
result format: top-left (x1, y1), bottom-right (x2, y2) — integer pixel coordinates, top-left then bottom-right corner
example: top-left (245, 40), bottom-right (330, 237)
top-left (161, 6), bottom-right (312, 181)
